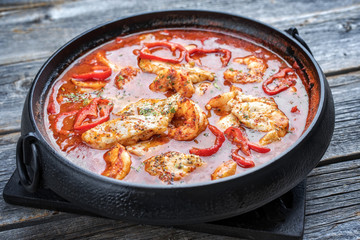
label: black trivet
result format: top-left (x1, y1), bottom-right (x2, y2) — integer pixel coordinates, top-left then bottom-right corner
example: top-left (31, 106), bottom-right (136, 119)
top-left (3, 170), bottom-right (306, 240)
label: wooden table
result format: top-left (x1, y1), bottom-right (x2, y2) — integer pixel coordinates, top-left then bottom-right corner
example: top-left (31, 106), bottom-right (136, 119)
top-left (1, 1), bottom-right (359, 239)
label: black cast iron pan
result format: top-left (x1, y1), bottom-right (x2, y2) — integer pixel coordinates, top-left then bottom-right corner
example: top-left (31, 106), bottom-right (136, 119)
top-left (14, 10), bottom-right (334, 225)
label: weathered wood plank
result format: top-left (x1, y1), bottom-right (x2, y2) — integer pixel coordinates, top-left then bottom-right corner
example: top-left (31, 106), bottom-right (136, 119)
top-left (322, 71), bottom-right (360, 160)
top-left (0, 1), bottom-right (359, 239)
top-left (0, 0), bottom-right (359, 74)
top-left (304, 159), bottom-right (360, 240)
top-left (0, 60), bottom-right (44, 134)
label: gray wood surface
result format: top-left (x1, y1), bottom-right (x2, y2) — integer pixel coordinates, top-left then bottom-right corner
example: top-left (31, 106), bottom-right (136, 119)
top-left (0, 0), bottom-right (359, 239)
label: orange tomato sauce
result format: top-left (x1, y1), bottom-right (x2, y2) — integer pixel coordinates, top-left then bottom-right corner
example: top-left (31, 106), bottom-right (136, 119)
top-left (45, 29), bottom-right (309, 185)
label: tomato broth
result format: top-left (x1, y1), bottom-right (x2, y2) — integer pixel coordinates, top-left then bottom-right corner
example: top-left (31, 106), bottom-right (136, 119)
top-left (45, 29), bottom-right (309, 185)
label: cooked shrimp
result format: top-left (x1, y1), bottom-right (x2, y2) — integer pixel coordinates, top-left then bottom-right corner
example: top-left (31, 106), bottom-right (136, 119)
top-left (143, 151), bottom-right (205, 183)
top-left (224, 56), bottom-right (267, 83)
top-left (115, 66), bottom-right (139, 89)
top-left (139, 59), bottom-right (214, 97)
top-left (211, 160), bottom-right (237, 180)
top-left (102, 143), bottom-right (132, 180)
top-left (228, 92), bottom-right (289, 145)
top-left (168, 98), bottom-right (208, 141)
top-left (149, 68), bottom-right (195, 98)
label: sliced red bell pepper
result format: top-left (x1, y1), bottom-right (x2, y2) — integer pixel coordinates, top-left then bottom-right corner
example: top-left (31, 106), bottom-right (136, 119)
top-left (185, 48), bottom-right (231, 67)
top-left (72, 66), bottom-right (112, 81)
top-left (262, 68), bottom-right (297, 95)
top-left (225, 127), bottom-right (271, 155)
top-left (231, 148), bottom-right (255, 168)
top-left (73, 98), bottom-right (113, 131)
top-left (224, 127), bottom-right (251, 156)
top-left (139, 41), bottom-right (187, 64)
top-left (54, 110), bottom-right (79, 135)
top-left (248, 142), bottom-right (270, 153)
top-left (189, 125), bottom-right (225, 156)
top-left (291, 106), bottom-right (300, 113)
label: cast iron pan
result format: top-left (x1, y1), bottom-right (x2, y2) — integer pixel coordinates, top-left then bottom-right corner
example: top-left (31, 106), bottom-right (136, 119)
top-left (15, 10), bottom-right (334, 225)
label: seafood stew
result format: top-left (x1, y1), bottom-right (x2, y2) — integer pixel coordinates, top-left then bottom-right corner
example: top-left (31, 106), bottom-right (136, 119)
top-left (45, 29), bottom-right (311, 185)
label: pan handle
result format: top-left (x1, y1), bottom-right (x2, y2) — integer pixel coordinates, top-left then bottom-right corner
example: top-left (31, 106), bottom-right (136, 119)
top-left (16, 133), bottom-right (40, 193)
top-left (285, 27), bottom-right (313, 56)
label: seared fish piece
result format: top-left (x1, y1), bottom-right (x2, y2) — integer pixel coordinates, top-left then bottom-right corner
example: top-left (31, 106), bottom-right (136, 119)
top-left (206, 90), bottom-right (289, 145)
top-left (115, 66), bottom-right (139, 89)
top-left (224, 56), bottom-right (267, 83)
top-left (115, 93), bottom-right (180, 117)
top-left (228, 92), bottom-right (289, 145)
top-left (83, 94), bottom-right (180, 150)
top-left (82, 115), bottom-right (171, 149)
top-left (217, 114), bottom-right (240, 131)
top-left (143, 151), bottom-right (205, 183)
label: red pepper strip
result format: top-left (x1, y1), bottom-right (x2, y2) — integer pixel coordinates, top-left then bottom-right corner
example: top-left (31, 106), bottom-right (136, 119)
top-left (54, 110), bottom-right (79, 135)
top-left (189, 125), bottom-right (225, 156)
top-left (72, 66), bottom-right (112, 81)
top-left (224, 127), bottom-right (251, 156)
top-left (231, 148), bottom-right (255, 168)
top-left (139, 41), bottom-right (187, 64)
top-left (225, 127), bottom-right (271, 154)
top-left (291, 106), bottom-right (300, 113)
top-left (185, 48), bottom-right (231, 67)
top-left (248, 143), bottom-right (270, 153)
top-left (73, 98), bottom-right (113, 131)
top-left (262, 68), bottom-right (297, 95)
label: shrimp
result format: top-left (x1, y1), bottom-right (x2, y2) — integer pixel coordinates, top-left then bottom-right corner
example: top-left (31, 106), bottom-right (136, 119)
top-left (149, 67), bottom-right (195, 98)
top-left (224, 56), bottom-right (267, 83)
top-left (102, 143), bottom-right (132, 180)
top-left (211, 160), bottom-right (237, 180)
top-left (143, 151), bottom-right (205, 183)
top-left (115, 93), bottom-right (180, 117)
top-left (139, 59), bottom-right (214, 97)
top-left (168, 98), bottom-right (208, 141)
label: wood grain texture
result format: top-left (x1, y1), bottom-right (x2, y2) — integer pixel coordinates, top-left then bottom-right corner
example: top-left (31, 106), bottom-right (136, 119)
top-left (0, 0), bottom-right (359, 72)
